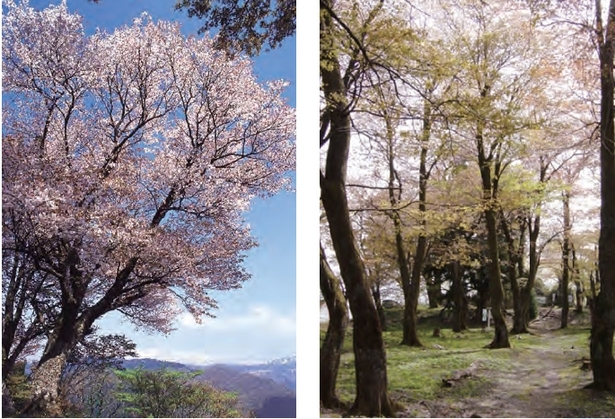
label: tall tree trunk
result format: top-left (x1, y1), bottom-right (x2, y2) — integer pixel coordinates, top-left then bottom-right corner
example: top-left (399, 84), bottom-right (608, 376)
top-left (320, 1), bottom-right (394, 412)
top-left (390, 208), bottom-right (418, 345)
top-left (382, 112), bottom-right (422, 347)
top-left (513, 160), bottom-right (547, 332)
top-left (400, 97), bottom-right (432, 346)
top-left (451, 260), bottom-right (466, 333)
top-left (591, 0), bottom-right (615, 392)
top-left (518, 205), bottom-right (542, 329)
top-left (320, 245), bottom-right (349, 409)
top-left (320, 174), bottom-right (394, 416)
top-left (561, 190), bottom-right (571, 329)
top-left (501, 214), bottom-right (527, 334)
top-left (25, 353), bottom-right (69, 417)
top-left (476, 111), bottom-right (510, 348)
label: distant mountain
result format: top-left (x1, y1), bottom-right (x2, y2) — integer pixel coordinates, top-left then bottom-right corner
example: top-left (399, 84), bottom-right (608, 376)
top-left (196, 364), bottom-right (294, 415)
top-left (219, 356), bottom-right (296, 390)
top-left (122, 358), bottom-right (194, 372)
top-left (256, 395), bottom-right (296, 418)
top-left (120, 357), bottom-right (296, 418)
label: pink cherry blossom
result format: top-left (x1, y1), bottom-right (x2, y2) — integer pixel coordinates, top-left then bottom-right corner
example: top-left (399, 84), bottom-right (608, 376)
top-left (2, 0), bottom-right (295, 369)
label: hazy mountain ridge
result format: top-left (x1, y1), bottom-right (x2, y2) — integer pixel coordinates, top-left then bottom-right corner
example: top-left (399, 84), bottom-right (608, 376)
top-left (215, 356), bottom-right (296, 390)
top-left (121, 356), bottom-right (296, 417)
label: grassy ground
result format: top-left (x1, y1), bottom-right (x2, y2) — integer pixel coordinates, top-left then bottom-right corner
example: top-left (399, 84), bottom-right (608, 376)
top-left (321, 307), bottom-right (615, 418)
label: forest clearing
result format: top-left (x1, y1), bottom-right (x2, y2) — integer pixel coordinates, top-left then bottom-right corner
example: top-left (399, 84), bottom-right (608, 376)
top-left (320, 307), bottom-right (615, 418)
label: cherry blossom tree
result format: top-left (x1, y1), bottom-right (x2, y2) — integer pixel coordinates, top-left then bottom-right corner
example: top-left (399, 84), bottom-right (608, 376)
top-left (2, 0), bottom-right (295, 414)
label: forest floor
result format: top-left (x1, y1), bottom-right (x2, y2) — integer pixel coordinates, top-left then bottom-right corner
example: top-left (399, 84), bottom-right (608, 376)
top-left (320, 307), bottom-right (615, 418)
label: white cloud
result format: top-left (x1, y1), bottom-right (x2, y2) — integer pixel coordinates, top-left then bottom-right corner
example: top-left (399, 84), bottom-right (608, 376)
top-left (102, 305), bottom-right (296, 366)
top-left (134, 345), bottom-right (289, 366)
top-left (135, 347), bottom-right (215, 365)
top-left (176, 304), bottom-right (296, 338)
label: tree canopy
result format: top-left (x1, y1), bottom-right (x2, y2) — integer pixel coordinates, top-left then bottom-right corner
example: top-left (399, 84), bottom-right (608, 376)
top-left (2, 0), bottom-right (295, 414)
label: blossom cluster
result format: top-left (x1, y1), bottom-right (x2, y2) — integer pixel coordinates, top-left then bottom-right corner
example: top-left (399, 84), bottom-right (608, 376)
top-left (2, 0), bottom-right (295, 332)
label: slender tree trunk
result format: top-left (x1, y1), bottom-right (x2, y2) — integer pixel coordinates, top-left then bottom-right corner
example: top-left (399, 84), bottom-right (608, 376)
top-left (401, 98), bottom-right (432, 346)
top-left (320, 1), bottom-right (394, 412)
top-left (518, 208), bottom-right (542, 328)
top-left (451, 260), bottom-right (466, 333)
top-left (475, 108), bottom-right (510, 348)
top-left (381, 112), bottom-right (422, 347)
top-left (371, 281), bottom-right (387, 332)
top-left (516, 188), bottom-right (546, 332)
top-left (320, 245), bottom-right (349, 409)
top-left (575, 281), bottom-right (584, 313)
top-left (591, 0), bottom-right (615, 392)
top-left (572, 246), bottom-right (583, 313)
top-left (561, 190), bottom-right (571, 329)
top-left (391, 210), bottom-right (420, 345)
top-left (405, 227), bottom-right (427, 346)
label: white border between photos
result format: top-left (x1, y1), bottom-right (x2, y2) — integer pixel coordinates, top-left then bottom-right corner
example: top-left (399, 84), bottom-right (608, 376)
top-left (295, 0), bottom-right (320, 417)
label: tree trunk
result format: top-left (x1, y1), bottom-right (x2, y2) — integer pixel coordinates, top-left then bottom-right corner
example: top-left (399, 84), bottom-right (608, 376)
top-left (371, 282), bottom-right (387, 332)
top-left (474, 269), bottom-right (489, 323)
top-left (484, 208), bottom-right (511, 348)
top-left (25, 352), bottom-right (68, 417)
top-left (383, 113), bottom-right (422, 347)
top-left (2, 380), bottom-right (16, 417)
top-left (573, 247), bottom-right (583, 313)
top-left (391, 209), bottom-right (419, 345)
top-left (475, 108), bottom-right (510, 348)
top-left (320, 1), bottom-right (394, 412)
top-left (510, 273), bottom-right (527, 334)
top-left (426, 275), bottom-right (441, 308)
top-left (400, 97), bottom-right (432, 346)
top-left (591, 0), bottom-right (615, 392)
top-left (575, 280), bottom-right (584, 313)
top-left (451, 260), bottom-right (466, 333)
top-left (510, 288), bottom-right (526, 333)
top-left (24, 251), bottom-right (90, 416)
top-left (320, 123), bottom-right (394, 417)
top-left (517, 207), bottom-right (542, 329)
top-left (320, 245), bottom-right (349, 409)
top-left (561, 190), bottom-right (571, 329)
top-left (501, 214), bottom-right (527, 334)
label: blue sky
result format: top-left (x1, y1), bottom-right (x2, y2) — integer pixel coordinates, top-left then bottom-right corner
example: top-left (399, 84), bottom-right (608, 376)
top-left (24, 0), bottom-right (297, 365)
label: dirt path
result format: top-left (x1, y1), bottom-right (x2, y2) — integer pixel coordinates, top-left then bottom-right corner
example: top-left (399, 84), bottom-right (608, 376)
top-left (443, 307), bottom-right (598, 418)
top-left (461, 328), bottom-right (592, 417)
top-left (405, 310), bottom-right (598, 418)
top-left (321, 309), bottom-right (613, 418)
